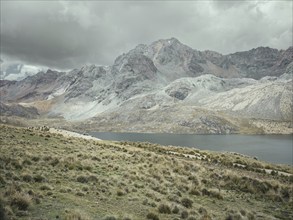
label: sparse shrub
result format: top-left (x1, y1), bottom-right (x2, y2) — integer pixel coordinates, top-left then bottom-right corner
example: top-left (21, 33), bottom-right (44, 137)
top-left (172, 205), bottom-right (180, 214)
top-left (64, 210), bottom-right (89, 220)
top-left (181, 198), bottom-right (193, 208)
top-left (43, 156), bottom-right (52, 161)
top-left (76, 192), bottom-right (85, 197)
top-left (201, 188), bottom-right (211, 196)
top-left (289, 175), bottom-right (293, 183)
top-left (268, 194), bottom-right (283, 202)
top-left (22, 174), bottom-right (33, 182)
top-left (77, 176), bottom-right (88, 183)
top-left (280, 187), bottom-right (291, 200)
top-left (146, 212), bottom-right (159, 220)
top-left (88, 175), bottom-right (98, 182)
top-left (82, 186), bottom-right (89, 192)
top-left (84, 165), bottom-right (92, 171)
top-left (50, 158), bottom-right (59, 166)
top-left (11, 160), bottom-right (22, 169)
top-left (201, 179), bottom-right (208, 184)
top-left (10, 193), bottom-right (31, 211)
top-left (167, 194), bottom-right (179, 203)
top-left (60, 188), bottom-right (72, 193)
top-left (117, 190), bottom-right (124, 196)
top-left (103, 216), bottom-right (117, 220)
top-left (247, 212), bottom-right (255, 220)
top-left (27, 189), bottom-right (34, 196)
top-left (225, 213), bottom-right (242, 220)
top-left (0, 197), bottom-right (7, 220)
top-left (142, 199), bottom-right (148, 205)
top-left (209, 189), bottom-right (223, 200)
top-left (91, 156), bottom-right (101, 161)
top-left (181, 210), bottom-right (189, 219)
top-left (0, 175), bottom-right (5, 185)
top-left (22, 159), bottom-right (32, 166)
top-left (5, 184), bottom-right (21, 196)
top-left (199, 207), bottom-right (207, 215)
top-left (34, 197), bottom-right (41, 204)
top-left (31, 156), bottom-right (40, 162)
top-left (40, 184), bottom-right (52, 191)
top-left (240, 209), bottom-right (246, 216)
top-left (188, 175), bottom-right (200, 185)
top-left (189, 188), bottom-right (201, 196)
top-left (33, 174), bottom-right (46, 182)
top-left (158, 203), bottom-right (171, 214)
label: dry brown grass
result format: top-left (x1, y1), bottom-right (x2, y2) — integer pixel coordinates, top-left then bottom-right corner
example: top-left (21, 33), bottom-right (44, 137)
top-left (0, 124), bottom-right (292, 219)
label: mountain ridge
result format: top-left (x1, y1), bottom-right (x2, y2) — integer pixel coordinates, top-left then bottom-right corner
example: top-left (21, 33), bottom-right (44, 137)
top-left (0, 38), bottom-right (292, 134)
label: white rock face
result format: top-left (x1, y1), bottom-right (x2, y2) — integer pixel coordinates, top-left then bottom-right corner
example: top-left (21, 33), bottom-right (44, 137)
top-left (199, 79), bottom-right (292, 121)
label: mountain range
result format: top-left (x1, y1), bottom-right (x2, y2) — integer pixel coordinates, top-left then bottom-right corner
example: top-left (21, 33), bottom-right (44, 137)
top-left (0, 38), bottom-right (292, 134)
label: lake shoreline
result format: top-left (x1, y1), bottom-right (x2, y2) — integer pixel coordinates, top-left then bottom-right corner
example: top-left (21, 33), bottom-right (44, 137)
top-left (89, 131), bottom-right (293, 165)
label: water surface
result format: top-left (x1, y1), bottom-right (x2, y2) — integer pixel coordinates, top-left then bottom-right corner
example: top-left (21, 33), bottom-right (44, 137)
top-left (89, 132), bottom-right (292, 165)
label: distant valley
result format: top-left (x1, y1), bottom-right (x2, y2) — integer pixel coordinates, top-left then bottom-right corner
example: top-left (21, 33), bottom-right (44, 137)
top-left (1, 38), bottom-right (292, 134)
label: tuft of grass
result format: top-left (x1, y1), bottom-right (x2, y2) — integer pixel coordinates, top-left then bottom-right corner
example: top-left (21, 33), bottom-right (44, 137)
top-left (146, 212), bottom-right (159, 220)
top-left (50, 158), bottom-right (59, 166)
top-left (199, 207), bottom-right (207, 215)
top-left (0, 196), bottom-right (8, 220)
top-left (40, 184), bottom-right (52, 191)
top-left (76, 192), bottom-right (85, 197)
top-left (76, 175), bottom-right (88, 183)
top-left (64, 209), bottom-right (89, 220)
top-left (22, 173), bottom-right (33, 182)
top-left (0, 175), bottom-right (6, 185)
top-left (172, 205), bottom-right (180, 214)
top-left (103, 216), bottom-right (117, 220)
top-left (181, 210), bottom-right (189, 219)
top-left (158, 203), bottom-right (171, 214)
top-left (225, 213), bottom-right (242, 220)
top-left (33, 174), bottom-right (46, 182)
top-left (117, 189), bottom-right (124, 196)
top-left (10, 192), bottom-right (31, 211)
top-left (189, 188), bottom-right (201, 196)
top-left (181, 197), bottom-right (193, 208)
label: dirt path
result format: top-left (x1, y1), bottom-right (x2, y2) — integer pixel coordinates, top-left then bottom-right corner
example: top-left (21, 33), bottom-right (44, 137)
top-left (49, 128), bottom-right (101, 141)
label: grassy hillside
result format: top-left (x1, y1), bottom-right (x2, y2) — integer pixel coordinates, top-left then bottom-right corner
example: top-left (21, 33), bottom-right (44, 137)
top-left (1, 115), bottom-right (293, 135)
top-left (0, 124), bottom-right (292, 220)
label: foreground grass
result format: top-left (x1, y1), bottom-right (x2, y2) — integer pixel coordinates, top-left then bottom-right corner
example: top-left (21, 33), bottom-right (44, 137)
top-left (0, 124), bottom-right (292, 220)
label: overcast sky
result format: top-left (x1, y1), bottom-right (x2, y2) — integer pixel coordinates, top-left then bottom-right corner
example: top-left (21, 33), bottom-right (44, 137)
top-left (0, 0), bottom-right (292, 71)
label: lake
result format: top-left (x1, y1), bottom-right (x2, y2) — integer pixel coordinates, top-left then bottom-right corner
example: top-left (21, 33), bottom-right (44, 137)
top-left (89, 132), bottom-right (293, 165)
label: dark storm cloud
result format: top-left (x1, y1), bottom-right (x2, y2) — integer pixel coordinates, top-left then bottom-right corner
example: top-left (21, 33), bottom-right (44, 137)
top-left (0, 0), bottom-right (292, 70)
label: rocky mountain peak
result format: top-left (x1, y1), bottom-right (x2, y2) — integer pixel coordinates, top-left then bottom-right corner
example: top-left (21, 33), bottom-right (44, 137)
top-left (80, 64), bottom-right (97, 72)
top-left (1, 38), bottom-right (292, 125)
top-left (237, 46), bottom-right (281, 60)
top-left (156, 37), bottom-right (181, 45)
top-left (277, 47), bottom-right (293, 68)
top-left (132, 44), bottom-right (148, 54)
top-left (151, 37), bottom-right (189, 51)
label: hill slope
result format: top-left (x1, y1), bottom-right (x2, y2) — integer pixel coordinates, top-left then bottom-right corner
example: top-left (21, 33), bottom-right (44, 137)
top-left (0, 124), bottom-right (292, 219)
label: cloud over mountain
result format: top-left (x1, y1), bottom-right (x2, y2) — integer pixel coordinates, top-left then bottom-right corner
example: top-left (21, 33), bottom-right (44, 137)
top-left (1, 1), bottom-right (292, 70)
